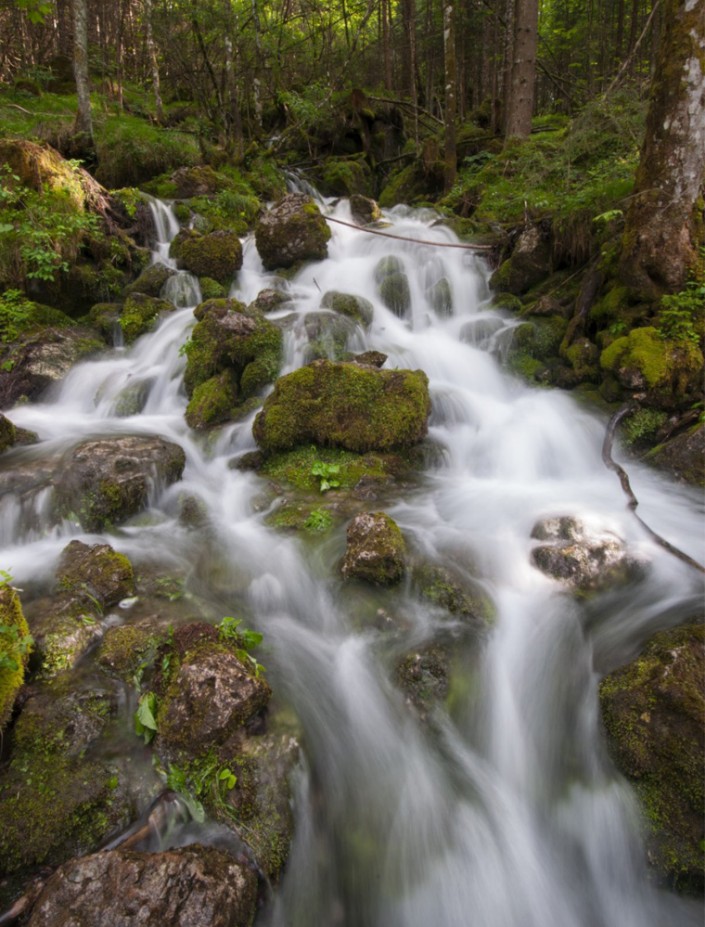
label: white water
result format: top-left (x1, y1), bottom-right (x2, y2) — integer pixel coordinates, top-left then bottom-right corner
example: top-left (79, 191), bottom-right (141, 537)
top-left (1, 197), bottom-right (703, 926)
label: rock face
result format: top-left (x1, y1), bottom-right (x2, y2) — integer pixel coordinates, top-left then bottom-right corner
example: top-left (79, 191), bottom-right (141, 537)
top-left (341, 512), bottom-right (407, 585)
top-left (183, 297), bottom-right (282, 429)
top-left (170, 229), bottom-right (243, 284)
top-left (53, 435), bottom-right (186, 531)
top-left (489, 224), bottom-right (552, 295)
top-left (530, 516), bottom-right (643, 593)
top-left (253, 359), bottom-right (430, 453)
top-left (0, 328), bottom-right (103, 410)
top-left (254, 193), bottom-right (330, 270)
top-left (599, 624), bottom-right (704, 894)
top-left (25, 845), bottom-right (258, 927)
top-left (648, 423), bottom-right (705, 486)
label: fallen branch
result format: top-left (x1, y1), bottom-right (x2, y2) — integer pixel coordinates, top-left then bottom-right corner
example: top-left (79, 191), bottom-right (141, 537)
top-left (325, 215), bottom-right (493, 251)
top-left (602, 404), bottom-right (705, 573)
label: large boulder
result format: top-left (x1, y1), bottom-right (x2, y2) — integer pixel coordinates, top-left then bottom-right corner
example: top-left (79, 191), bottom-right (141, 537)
top-left (254, 193), bottom-right (330, 270)
top-left (341, 511), bottom-right (407, 586)
top-left (183, 298), bottom-right (282, 429)
top-left (599, 623), bottom-right (704, 893)
top-left (253, 359), bottom-right (430, 453)
top-left (53, 435), bottom-right (185, 531)
top-left (25, 845), bottom-right (258, 927)
top-left (170, 229), bottom-right (243, 284)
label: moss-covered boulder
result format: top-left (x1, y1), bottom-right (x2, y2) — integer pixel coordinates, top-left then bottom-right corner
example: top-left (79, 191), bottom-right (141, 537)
top-left (56, 540), bottom-right (135, 609)
top-left (320, 290), bottom-right (374, 328)
top-left (341, 511), bottom-right (407, 586)
top-left (530, 516), bottom-right (644, 594)
top-left (254, 193), bottom-right (330, 270)
top-left (53, 435), bottom-right (185, 531)
top-left (0, 412), bottom-right (16, 454)
top-left (647, 422), bottom-right (705, 486)
top-left (123, 261), bottom-right (175, 298)
top-left (183, 298), bottom-right (282, 429)
top-left (119, 292), bottom-right (174, 343)
top-left (252, 359), bottom-right (431, 453)
top-left (169, 165), bottom-right (225, 198)
top-left (489, 224), bottom-right (553, 296)
top-left (599, 623), bottom-right (704, 894)
top-left (169, 229), bottom-right (243, 285)
top-left (600, 327), bottom-right (703, 406)
top-left (349, 194), bottom-right (382, 225)
top-left (0, 327), bottom-right (103, 411)
top-left (412, 563), bottom-right (492, 626)
top-left (319, 157), bottom-right (374, 197)
top-left (374, 255), bottom-right (411, 318)
top-left (505, 316), bottom-right (569, 383)
top-left (0, 584), bottom-right (31, 731)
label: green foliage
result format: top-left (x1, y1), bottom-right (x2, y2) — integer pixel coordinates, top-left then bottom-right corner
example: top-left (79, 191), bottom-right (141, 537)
top-left (621, 408), bottom-right (668, 447)
top-left (0, 288), bottom-right (69, 342)
top-left (134, 691), bottom-right (158, 744)
top-left (164, 754), bottom-right (238, 824)
top-left (310, 460), bottom-right (341, 492)
top-left (94, 118), bottom-right (200, 188)
top-left (303, 508), bottom-right (333, 532)
top-left (218, 616), bottom-right (265, 677)
top-left (658, 282), bottom-right (705, 346)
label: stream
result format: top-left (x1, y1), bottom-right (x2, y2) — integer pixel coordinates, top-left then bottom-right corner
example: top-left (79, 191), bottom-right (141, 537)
top-left (2, 194), bottom-right (703, 926)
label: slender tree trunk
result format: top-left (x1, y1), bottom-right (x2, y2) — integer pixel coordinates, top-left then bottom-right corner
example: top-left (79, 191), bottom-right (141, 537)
top-left (443, 0), bottom-right (457, 190)
top-left (72, 0), bottom-right (94, 144)
top-left (619, 0), bottom-right (705, 298)
top-left (504, 0), bottom-right (538, 138)
top-left (144, 0), bottom-right (163, 121)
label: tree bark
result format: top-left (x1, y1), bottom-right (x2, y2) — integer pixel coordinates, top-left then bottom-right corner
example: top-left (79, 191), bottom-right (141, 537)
top-left (72, 0), bottom-right (94, 145)
top-left (443, 0), bottom-right (457, 190)
top-left (619, 0), bottom-right (705, 299)
top-left (144, 0), bottom-right (163, 121)
top-left (504, 0), bottom-right (538, 139)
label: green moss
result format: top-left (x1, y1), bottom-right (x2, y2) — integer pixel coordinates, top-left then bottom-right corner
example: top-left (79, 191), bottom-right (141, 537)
top-left (254, 360), bottom-right (430, 454)
top-left (199, 277), bottom-right (227, 300)
top-left (0, 584), bottom-right (31, 730)
top-left (319, 157), bottom-right (373, 197)
top-left (97, 625), bottom-right (156, 680)
top-left (0, 291), bottom-right (73, 344)
top-left (260, 445), bottom-right (394, 493)
top-left (169, 229), bottom-right (243, 285)
top-left (320, 290), bottom-right (374, 328)
top-left (600, 326), bottom-right (704, 397)
top-left (185, 371), bottom-right (239, 430)
top-left (120, 293), bottom-right (174, 343)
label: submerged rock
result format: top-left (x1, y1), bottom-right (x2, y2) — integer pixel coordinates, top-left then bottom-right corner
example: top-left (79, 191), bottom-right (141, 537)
top-left (25, 844), bottom-right (258, 927)
top-left (302, 312), bottom-right (359, 363)
top-left (530, 516), bottom-right (643, 593)
top-left (253, 359), bottom-right (430, 453)
top-left (374, 255), bottom-right (411, 318)
top-left (600, 623), bottom-right (704, 894)
top-left (341, 511), bottom-right (407, 586)
top-left (254, 193), bottom-right (330, 270)
top-left (53, 435), bottom-right (186, 531)
top-left (320, 290), bottom-right (374, 328)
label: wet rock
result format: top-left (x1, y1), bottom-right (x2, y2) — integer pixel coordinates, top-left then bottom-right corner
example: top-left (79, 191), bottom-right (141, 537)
top-left (647, 423), bottom-right (705, 487)
top-left (412, 563), bottom-right (492, 625)
top-left (53, 434), bottom-right (186, 531)
top-left (0, 412), bottom-right (16, 453)
top-left (489, 224), bottom-right (552, 295)
top-left (459, 316), bottom-right (506, 349)
top-left (374, 255), bottom-right (411, 317)
top-left (0, 327), bottom-right (103, 410)
top-left (341, 511), bottom-right (407, 586)
top-left (253, 359), bottom-right (430, 453)
top-left (98, 624), bottom-right (156, 680)
top-left (89, 301), bottom-right (123, 340)
top-left (157, 646), bottom-right (272, 754)
top-left (254, 193), bottom-right (330, 270)
top-left (26, 590), bottom-right (104, 678)
top-left (530, 516), bottom-right (644, 593)
top-left (123, 261), bottom-right (176, 298)
top-left (56, 540), bottom-right (135, 609)
top-left (25, 844), bottom-right (258, 927)
top-left (183, 298), bottom-right (282, 429)
top-left (349, 194), bottom-right (382, 225)
top-left (302, 312), bottom-right (358, 363)
top-left (170, 229), bottom-right (243, 285)
top-left (112, 377), bottom-right (154, 416)
top-left (0, 584), bottom-right (30, 731)
top-left (119, 293), bottom-right (175, 343)
top-left (351, 350), bottom-right (387, 368)
top-left (600, 623), bottom-right (704, 894)
top-left (396, 642), bottom-right (451, 716)
top-left (320, 290), bottom-right (374, 328)
top-left (250, 288), bottom-right (291, 314)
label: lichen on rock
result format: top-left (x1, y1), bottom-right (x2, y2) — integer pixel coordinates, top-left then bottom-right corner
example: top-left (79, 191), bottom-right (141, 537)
top-left (254, 193), bottom-right (330, 270)
top-left (341, 511), bottom-right (407, 586)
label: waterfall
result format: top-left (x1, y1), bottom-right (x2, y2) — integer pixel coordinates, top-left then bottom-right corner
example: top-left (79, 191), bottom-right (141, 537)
top-left (1, 197), bottom-right (702, 927)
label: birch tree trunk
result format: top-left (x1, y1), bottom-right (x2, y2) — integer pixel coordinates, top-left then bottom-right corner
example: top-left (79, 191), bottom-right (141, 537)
top-left (619, 0), bottom-right (705, 298)
top-left (504, 0), bottom-right (538, 139)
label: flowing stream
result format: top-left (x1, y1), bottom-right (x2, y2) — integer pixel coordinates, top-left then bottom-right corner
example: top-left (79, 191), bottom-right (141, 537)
top-left (2, 195), bottom-right (703, 926)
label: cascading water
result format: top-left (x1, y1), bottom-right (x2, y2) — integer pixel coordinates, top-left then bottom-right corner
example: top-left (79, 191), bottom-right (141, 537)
top-left (1, 195), bottom-right (702, 926)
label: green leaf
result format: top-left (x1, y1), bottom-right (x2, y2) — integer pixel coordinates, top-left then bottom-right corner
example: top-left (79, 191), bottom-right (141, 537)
top-left (134, 692), bottom-right (158, 743)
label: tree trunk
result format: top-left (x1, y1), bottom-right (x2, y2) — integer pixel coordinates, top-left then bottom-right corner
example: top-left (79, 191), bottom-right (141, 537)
top-left (504, 0), bottom-right (538, 139)
top-left (72, 0), bottom-right (94, 146)
top-left (144, 0), bottom-right (163, 121)
top-left (443, 0), bottom-right (457, 190)
top-left (619, 0), bottom-right (705, 299)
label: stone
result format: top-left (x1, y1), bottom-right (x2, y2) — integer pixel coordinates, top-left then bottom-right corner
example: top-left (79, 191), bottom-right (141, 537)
top-left (341, 511), bottom-right (407, 586)
top-left (123, 261), bottom-right (175, 298)
top-left (349, 194), bottom-right (382, 225)
top-left (489, 224), bottom-right (553, 296)
top-left (170, 229), bottom-right (243, 284)
top-left (254, 193), bottom-right (330, 270)
top-left (648, 423), bottom-right (705, 486)
top-left (55, 540), bottom-right (135, 609)
top-left (0, 584), bottom-right (29, 730)
top-left (25, 844), bottom-right (258, 927)
top-left (120, 293), bottom-right (175, 343)
top-left (320, 290), bottom-right (374, 328)
top-left (374, 255), bottom-right (411, 317)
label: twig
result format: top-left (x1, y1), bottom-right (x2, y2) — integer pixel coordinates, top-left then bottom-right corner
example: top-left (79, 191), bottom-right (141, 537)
top-left (325, 216), bottom-right (493, 251)
top-left (603, 0), bottom-right (662, 98)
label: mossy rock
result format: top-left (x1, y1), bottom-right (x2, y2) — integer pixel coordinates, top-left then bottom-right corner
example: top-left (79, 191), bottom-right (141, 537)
top-left (320, 290), bottom-right (374, 328)
top-left (97, 624), bottom-right (156, 681)
top-left (253, 359), bottom-right (430, 454)
top-left (123, 262), bottom-right (175, 298)
top-left (0, 412), bottom-right (16, 453)
top-left (396, 641), bottom-right (452, 717)
top-left (489, 225), bottom-right (553, 296)
top-left (169, 229), bottom-right (243, 285)
top-left (0, 584), bottom-right (31, 731)
top-left (427, 277), bottom-right (453, 316)
top-left (198, 276), bottom-right (227, 301)
top-left (647, 422), bottom-right (705, 486)
top-left (0, 295), bottom-right (73, 346)
top-left (302, 311), bottom-right (359, 363)
top-left (169, 165), bottom-right (226, 198)
top-left (55, 540), bottom-right (135, 609)
top-left (319, 157), bottom-right (374, 197)
top-left (349, 194), bottom-right (382, 225)
top-left (254, 193), bottom-right (331, 271)
top-left (341, 511), bottom-right (407, 586)
top-left (88, 302), bottom-right (123, 340)
top-left (412, 563), bottom-right (492, 625)
top-left (120, 293), bottom-right (175, 343)
top-left (374, 256), bottom-right (411, 318)
top-left (600, 327), bottom-right (703, 405)
top-left (599, 623), bottom-right (704, 893)
top-left (378, 161), bottom-right (430, 208)
top-left (505, 316), bottom-right (568, 383)
top-left (259, 444), bottom-right (398, 496)
top-left (185, 370), bottom-right (239, 430)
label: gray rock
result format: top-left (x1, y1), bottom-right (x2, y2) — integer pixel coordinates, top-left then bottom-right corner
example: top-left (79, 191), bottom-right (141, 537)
top-left (341, 511), bottom-right (407, 586)
top-left (254, 193), bottom-right (330, 270)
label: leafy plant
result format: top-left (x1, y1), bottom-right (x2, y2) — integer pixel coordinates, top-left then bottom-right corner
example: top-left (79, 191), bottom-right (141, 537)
top-left (310, 460), bottom-right (340, 492)
top-left (303, 507), bottom-right (332, 532)
top-left (218, 616), bottom-right (265, 677)
top-left (134, 691), bottom-right (158, 744)
top-left (164, 756), bottom-right (238, 824)
top-left (657, 282), bottom-right (704, 346)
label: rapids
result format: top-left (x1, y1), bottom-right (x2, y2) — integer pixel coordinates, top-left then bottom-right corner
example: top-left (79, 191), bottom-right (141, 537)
top-left (1, 195), bottom-right (702, 927)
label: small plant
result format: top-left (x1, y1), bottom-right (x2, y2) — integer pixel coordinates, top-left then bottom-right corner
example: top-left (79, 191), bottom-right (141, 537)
top-left (303, 507), bottom-right (332, 532)
top-left (134, 691), bottom-right (158, 744)
top-left (657, 282), bottom-right (704, 346)
top-left (164, 756), bottom-right (238, 824)
top-left (218, 616), bottom-right (265, 677)
top-left (310, 460), bottom-right (340, 492)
